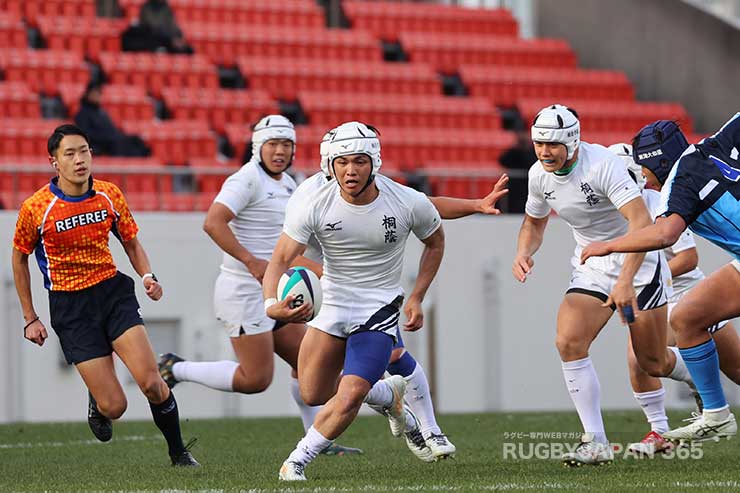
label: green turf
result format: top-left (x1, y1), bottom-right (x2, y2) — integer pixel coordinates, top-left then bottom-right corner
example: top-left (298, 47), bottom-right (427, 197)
top-left (1, 410), bottom-right (740, 492)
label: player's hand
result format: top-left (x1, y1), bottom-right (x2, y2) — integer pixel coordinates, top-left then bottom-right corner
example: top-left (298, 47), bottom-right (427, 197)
top-left (144, 277), bottom-right (163, 301)
top-left (246, 258), bottom-right (269, 284)
top-left (476, 174), bottom-right (509, 215)
top-left (512, 254), bottom-right (534, 283)
top-left (605, 280), bottom-right (638, 325)
top-left (403, 296), bottom-right (424, 332)
top-left (266, 296), bottom-right (313, 323)
top-left (580, 241), bottom-right (612, 264)
top-left (24, 319), bottom-right (48, 346)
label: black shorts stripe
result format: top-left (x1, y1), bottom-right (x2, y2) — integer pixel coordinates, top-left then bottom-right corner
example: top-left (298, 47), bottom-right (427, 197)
top-left (352, 295), bottom-right (404, 337)
top-left (565, 288), bottom-right (612, 308)
top-left (637, 261), bottom-right (665, 311)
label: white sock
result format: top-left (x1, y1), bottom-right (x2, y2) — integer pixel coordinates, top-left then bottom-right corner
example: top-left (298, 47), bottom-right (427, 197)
top-left (363, 379), bottom-right (393, 407)
top-left (403, 363), bottom-right (442, 438)
top-left (172, 360), bottom-right (238, 392)
top-left (667, 346), bottom-right (693, 384)
top-left (633, 388), bottom-right (669, 434)
top-left (705, 404), bottom-right (730, 420)
top-left (286, 426), bottom-right (333, 466)
top-left (561, 357), bottom-right (608, 444)
top-left (290, 377), bottom-right (320, 432)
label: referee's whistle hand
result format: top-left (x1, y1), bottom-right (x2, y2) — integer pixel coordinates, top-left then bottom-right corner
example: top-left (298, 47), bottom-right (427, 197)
top-left (144, 278), bottom-right (163, 301)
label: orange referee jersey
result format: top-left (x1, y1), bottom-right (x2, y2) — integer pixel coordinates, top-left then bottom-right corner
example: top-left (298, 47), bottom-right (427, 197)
top-left (13, 177), bottom-right (139, 291)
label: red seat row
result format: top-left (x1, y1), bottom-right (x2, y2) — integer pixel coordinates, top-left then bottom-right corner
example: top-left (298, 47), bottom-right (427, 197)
top-left (0, 119), bottom-right (67, 156)
top-left (581, 131), bottom-right (708, 149)
top-left (118, 0), bottom-right (323, 27)
top-left (0, 0), bottom-right (95, 22)
top-left (299, 91), bottom-right (499, 130)
top-left (429, 174), bottom-right (504, 199)
top-left (184, 24), bottom-right (381, 65)
top-left (400, 32), bottom-right (577, 72)
top-left (343, 1), bottom-right (518, 38)
top-left (56, 83), bottom-right (154, 123)
top-left (461, 66), bottom-right (634, 106)
top-left (0, 82), bottom-right (40, 119)
top-left (99, 52), bottom-right (219, 94)
top-left (34, 16), bottom-right (127, 59)
top-left (518, 98), bottom-right (693, 135)
top-left (0, 49), bottom-right (88, 93)
top-left (0, 12), bottom-right (26, 49)
top-left (238, 57), bottom-right (441, 100)
top-left (120, 120), bottom-right (217, 165)
top-left (160, 87), bottom-right (279, 131)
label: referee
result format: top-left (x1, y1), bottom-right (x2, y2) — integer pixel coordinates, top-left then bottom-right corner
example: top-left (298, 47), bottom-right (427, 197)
top-left (11, 124), bottom-right (198, 466)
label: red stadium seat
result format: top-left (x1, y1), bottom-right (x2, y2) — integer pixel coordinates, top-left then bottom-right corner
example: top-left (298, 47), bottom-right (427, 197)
top-left (35, 17), bottom-right (126, 59)
top-left (400, 32), bottom-right (577, 72)
top-left (299, 92), bottom-right (499, 130)
top-left (56, 84), bottom-right (154, 123)
top-left (238, 57), bottom-right (441, 100)
top-left (343, 1), bottom-right (518, 39)
top-left (160, 88), bottom-right (278, 130)
top-left (99, 53), bottom-right (219, 95)
top-left (0, 12), bottom-right (27, 49)
top-left (460, 66), bottom-right (635, 106)
top-left (0, 49), bottom-right (88, 92)
top-left (121, 120), bottom-right (216, 165)
top-left (0, 82), bottom-right (40, 119)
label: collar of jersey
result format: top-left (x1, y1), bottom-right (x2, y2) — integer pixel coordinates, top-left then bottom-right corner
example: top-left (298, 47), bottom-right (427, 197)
top-left (554, 158), bottom-right (579, 176)
top-left (49, 176), bottom-right (96, 202)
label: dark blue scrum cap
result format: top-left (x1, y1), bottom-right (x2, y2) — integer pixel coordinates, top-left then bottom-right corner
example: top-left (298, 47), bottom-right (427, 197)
top-left (632, 120), bottom-right (689, 185)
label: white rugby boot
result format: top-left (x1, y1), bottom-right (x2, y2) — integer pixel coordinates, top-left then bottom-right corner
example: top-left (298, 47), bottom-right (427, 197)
top-left (663, 410), bottom-right (737, 443)
top-left (402, 406), bottom-right (434, 462)
top-left (626, 430), bottom-right (673, 456)
top-left (426, 433), bottom-right (456, 461)
top-left (561, 433), bottom-right (614, 467)
top-left (382, 375), bottom-right (408, 437)
top-left (278, 460), bottom-right (307, 481)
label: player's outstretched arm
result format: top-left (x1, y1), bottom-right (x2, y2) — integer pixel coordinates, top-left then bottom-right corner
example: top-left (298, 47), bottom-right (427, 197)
top-left (264, 233), bottom-right (312, 323)
top-left (203, 202), bottom-right (268, 282)
top-left (429, 174), bottom-right (509, 219)
top-left (580, 214), bottom-right (686, 263)
top-left (512, 214), bottom-right (548, 283)
top-left (122, 236), bottom-right (162, 301)
top-left (404, 226), bottom-right (445, 332)
top-left (11, 248), bottom-right (48, 346)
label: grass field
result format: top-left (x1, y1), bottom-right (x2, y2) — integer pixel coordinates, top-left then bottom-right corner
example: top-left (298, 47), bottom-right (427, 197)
top-left (2, 410), bottom-right (740, 492)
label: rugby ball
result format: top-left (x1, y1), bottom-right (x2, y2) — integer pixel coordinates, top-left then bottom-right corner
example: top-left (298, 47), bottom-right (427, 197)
top-left (277, 267), bottom-right (322, 321)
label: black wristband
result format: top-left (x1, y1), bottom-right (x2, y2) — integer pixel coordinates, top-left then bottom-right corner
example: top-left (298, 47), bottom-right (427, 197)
top-left (23, 317), bottom-right (39, 332)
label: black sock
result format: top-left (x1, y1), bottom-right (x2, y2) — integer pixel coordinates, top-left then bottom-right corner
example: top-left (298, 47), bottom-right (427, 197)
top-left (149, 390), bottom-right (185, 455)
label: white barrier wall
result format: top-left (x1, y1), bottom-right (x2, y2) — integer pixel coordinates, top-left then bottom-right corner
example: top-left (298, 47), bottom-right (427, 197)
top-left (1, 211), bottom-right (738, 423)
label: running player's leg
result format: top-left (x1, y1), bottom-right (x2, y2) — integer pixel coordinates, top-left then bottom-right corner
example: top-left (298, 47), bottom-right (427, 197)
top-left (556, 292), bottom-right (614, 465)
top-left (279, 328), bottom-right (347, 480)
top-left (113, 325), bottom-right (198, 466)
top-left (161, 277), bottom-right (274, 393)
top-left (664, 264), bottom-right (740, 441)
top-left (629, 305), bottom-right (692, 384)
top-left (76, 356), bottom-right (127, 442)
top-left (386, 336), bottom-right (453, 460)
top-left (626, 335), bottom-right (671, 455)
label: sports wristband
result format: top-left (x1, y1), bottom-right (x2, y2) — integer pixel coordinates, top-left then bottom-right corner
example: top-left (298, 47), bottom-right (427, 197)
top-left (142, 272), bottom-right (158, 283)
top-left (23, 317), bottom-right (39, 332)
top-left (264, 298), bottom-right (278, 310)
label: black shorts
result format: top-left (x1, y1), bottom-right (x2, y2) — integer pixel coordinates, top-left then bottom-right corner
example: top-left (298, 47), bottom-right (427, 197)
top-left (49, 271), bottom-right (144, 365)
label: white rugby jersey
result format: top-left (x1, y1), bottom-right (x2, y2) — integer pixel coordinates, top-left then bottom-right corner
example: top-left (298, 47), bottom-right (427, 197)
top-left (284, 176), bottom-right (441, 290)
top-left (214, 161), bottom-right (296, 277)
top-left (526, 141), bottom-right (643, 253)
top-left (286, 171), bottom-right (328, 264)
top-left (643, 189), bottom-right (704, 298)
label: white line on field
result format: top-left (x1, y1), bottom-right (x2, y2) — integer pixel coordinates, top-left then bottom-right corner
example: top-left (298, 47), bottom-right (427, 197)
top-left (0, 434), bottom-right (160, 450)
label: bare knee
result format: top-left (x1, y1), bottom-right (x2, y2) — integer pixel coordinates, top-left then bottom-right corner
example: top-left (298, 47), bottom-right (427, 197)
top-left (139, 372), bottom-right (168, 402)
top-left (233, 366), bottom-right (272, 394)
top-left (636, 353), bottom-right (670, 377)
top-left (97, 394), bottom-right (127, 419)
top-left (334, 382), bottom-right (367, 416)
top-left (555, 335), bottom-right (589, 361)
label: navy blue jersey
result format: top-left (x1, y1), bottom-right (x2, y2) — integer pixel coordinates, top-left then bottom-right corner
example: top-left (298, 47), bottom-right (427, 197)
top-left (658, 113), bottom-right (740, 259)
